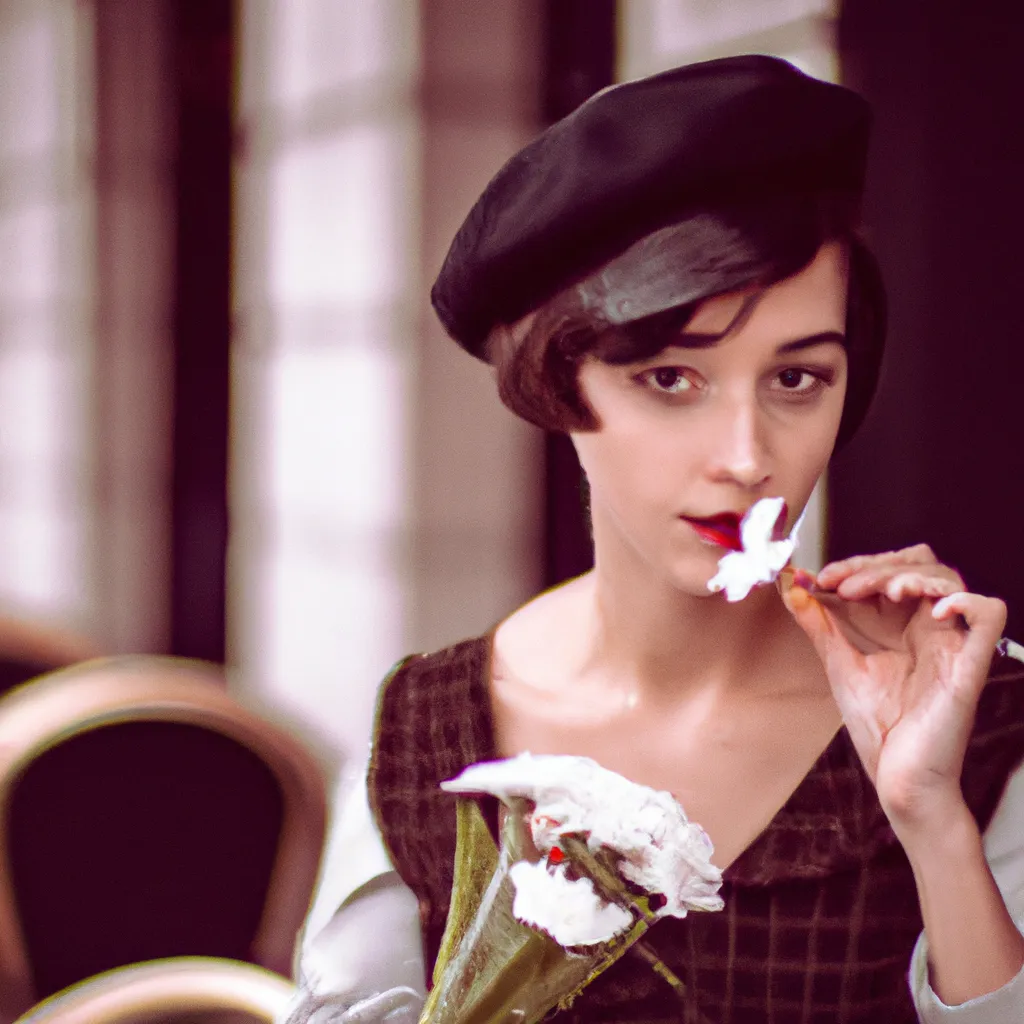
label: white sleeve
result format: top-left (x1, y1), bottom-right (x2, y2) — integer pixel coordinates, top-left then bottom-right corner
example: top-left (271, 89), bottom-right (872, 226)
top-left (909, 759), bottom-right (1024, 1022)
top-left (278, 758), bottom-right (426, 1024)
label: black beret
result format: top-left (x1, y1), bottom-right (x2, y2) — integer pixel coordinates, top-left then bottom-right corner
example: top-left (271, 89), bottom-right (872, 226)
top-left (431, 54), bottom-right (871, 357)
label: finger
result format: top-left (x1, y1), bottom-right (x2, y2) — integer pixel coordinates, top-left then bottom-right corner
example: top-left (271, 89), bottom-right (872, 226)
top-left (782, 582), bottom-right (868, 677)
top-left (835, 563), bottom-right (964, 601)
top-left (932, 592), bottom-right (1008, 686)
top-left (777, 566), bottom-right (817, 592)
top-left (932, 591), bottom-right (1007, 644)
top-left (817, 544), bottom-right (940, 589)
top-left (882, 570), bottom-right (962, 603)
top-left (886, 572), bottom-right (961, 603)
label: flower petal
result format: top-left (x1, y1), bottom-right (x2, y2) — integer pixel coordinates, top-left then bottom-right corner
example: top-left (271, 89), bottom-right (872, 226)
top-left (509, 860), bottom-right (633, 946)
top-left (443, 753), bottom-right (724, 922)
top-left (707, 496), bottom-right (804, 602)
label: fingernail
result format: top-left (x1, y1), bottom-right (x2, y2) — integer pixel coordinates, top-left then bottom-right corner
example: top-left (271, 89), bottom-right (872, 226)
top-left (792, 569), bottom-right (815, 591)
top-left (787, 585), bottom-right (811, 611)
top-left (778, 567), bottom-right (795, 595)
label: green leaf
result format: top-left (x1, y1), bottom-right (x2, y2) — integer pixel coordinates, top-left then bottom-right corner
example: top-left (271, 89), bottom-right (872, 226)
top-left (420, 800), bottom-right (659, 1024)
top-left (430, 798), bottom-right (499, 988)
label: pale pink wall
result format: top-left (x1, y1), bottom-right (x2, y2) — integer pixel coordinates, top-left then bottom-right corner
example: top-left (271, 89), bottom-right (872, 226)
top-left (409, 0), bottom-right (545, 652)
top-left (93, 0), bottom-right (176, 652)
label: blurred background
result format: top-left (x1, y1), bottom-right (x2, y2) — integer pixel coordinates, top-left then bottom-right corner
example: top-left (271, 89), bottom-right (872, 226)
top-left (0, 0), bottom-right (1021, 772)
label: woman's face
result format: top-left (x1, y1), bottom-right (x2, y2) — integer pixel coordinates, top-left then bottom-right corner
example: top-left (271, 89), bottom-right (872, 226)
top-left (572, 240), bottom-right (849, 595)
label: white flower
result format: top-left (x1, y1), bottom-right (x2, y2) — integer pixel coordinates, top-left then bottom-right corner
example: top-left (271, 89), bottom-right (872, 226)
top-left (706, 496), bottom-right (805, 602)
top-left (508, 860), bottom-right (633, 946)
top-left (442, 753), bottom-right (724, 923)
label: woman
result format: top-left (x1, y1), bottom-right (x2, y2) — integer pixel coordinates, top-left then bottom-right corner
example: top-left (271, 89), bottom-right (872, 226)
top-left (285, 55), bottom-right (1024, 1023)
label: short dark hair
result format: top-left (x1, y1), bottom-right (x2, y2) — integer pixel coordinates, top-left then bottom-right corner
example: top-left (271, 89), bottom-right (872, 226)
top-left (487, 196), bottom-right (886, 451)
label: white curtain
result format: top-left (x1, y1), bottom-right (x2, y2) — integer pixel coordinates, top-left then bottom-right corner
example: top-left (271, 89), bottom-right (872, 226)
top-left (0, 0), bottom-right (96, 631)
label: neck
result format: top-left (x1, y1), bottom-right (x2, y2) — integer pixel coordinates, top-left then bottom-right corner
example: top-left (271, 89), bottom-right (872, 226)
top-left (572, 536), bottom-right (801, 707)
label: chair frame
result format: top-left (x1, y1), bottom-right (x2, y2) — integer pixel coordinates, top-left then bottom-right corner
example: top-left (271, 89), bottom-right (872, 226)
top-left (13, 956), bottom-right (294, 1024)
top-left (0, 656), bottom-right (327, 1023)
top-left (0, 611), bottom-right (102, 678)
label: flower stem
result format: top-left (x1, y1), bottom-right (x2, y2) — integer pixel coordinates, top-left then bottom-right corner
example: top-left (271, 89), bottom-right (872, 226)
top-left (630, 940), bottom-right (688, 1000)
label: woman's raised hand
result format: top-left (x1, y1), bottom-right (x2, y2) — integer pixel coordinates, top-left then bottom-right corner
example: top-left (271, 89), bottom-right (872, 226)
top-left (781, 544), bottom-right (1006, 836)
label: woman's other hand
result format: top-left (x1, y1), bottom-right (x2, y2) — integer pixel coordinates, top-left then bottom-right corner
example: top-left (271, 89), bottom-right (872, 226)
top-left (781, 544), bottom-right (1006, 837)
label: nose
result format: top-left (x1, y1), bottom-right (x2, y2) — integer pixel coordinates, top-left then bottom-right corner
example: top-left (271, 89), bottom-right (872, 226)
top-left (704, 394), bottom-right (771, 490)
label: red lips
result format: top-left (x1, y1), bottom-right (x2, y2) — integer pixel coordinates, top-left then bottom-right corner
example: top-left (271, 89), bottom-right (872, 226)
top-left (683, 502), bottom-right (789, 552)
top-left (684, 512), bottom-right (743, 551)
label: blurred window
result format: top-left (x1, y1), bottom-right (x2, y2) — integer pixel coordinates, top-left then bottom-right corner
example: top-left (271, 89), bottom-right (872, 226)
top-left (0, 0), bottom-right (95, 622)
top-left (231, 0), bottom-right (419, 757)
top-left (619, 0), bottom-right (838, 80)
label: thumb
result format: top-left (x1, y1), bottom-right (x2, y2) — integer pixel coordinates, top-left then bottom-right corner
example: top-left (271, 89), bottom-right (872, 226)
top-left (782, 577), bottom-right (864, 676)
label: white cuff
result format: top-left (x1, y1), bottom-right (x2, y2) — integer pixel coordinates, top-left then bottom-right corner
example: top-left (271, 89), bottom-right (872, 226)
top-left (278, 984), bottom-right (423, 1024)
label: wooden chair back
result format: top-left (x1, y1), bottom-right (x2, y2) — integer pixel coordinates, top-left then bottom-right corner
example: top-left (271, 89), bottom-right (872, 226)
top-left (0, 657), bottom-right (326, 1023)
top-left (12, 956), bottom-right (293, 1024)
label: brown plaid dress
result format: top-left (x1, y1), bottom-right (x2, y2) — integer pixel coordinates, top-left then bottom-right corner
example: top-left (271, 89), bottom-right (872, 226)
top-left (367, 635), bottom-right (1024, 1023)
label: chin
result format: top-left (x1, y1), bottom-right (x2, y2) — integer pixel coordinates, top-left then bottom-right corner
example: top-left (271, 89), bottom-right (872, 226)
top-left (656, 552), bottom-right (722, 598)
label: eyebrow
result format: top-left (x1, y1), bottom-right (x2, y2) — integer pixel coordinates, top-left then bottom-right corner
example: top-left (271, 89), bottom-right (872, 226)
top-left (672, 328), bottom-right (847, 353)
top-left (776, 331), bottom-right (847, 354)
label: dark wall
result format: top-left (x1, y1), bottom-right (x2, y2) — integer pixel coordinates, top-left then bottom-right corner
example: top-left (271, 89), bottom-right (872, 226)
top-left (833, 4), bottom-right (1024, 637)
top-left (170, 0), bottom-right (233, 660)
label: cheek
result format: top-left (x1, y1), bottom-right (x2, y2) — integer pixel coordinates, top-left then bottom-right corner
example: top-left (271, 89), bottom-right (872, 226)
top-left (783, 393), bottom-right (845, 485)
top-left (572, 432), bottom-right (632, 495)
top-left (784, 366), bottom-right (847, 455)
top-left (819, 376), bottom-right (848, 458)
top-left (794, 433), bottom-right (835, 488)
top-left (573, 420), bottom-right (687, 510)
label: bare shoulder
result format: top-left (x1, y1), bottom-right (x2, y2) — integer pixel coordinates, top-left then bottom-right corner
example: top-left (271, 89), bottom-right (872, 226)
top-left (490, 572), bottom-right (620, 756)
top-left (492, 572), bottom-right (592, 695)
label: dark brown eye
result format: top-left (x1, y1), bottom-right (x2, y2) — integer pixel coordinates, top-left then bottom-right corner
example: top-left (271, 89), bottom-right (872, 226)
top-left (649, 368), bottom-right (692, 393)
top-left (771, 368), bottom-right (830, 398)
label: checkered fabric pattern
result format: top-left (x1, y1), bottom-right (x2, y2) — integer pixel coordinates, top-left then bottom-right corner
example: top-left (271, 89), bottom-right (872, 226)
top-left (367, 637), bottom-right (1024, 1024)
